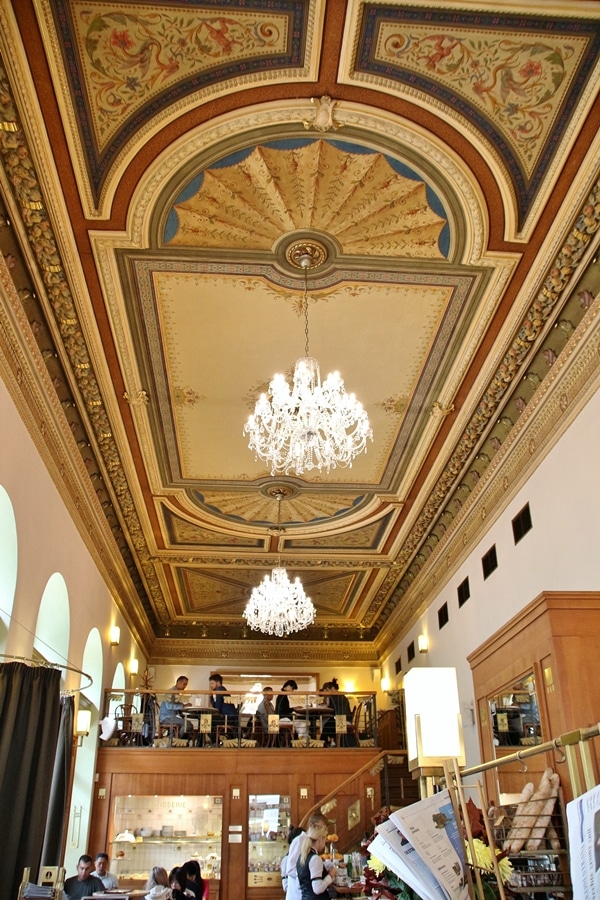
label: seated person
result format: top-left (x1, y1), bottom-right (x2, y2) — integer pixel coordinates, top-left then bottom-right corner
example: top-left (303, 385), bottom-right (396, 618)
top-left (159, 674), bottom-right (192, 738)
top-left (64, 855), bottom-right (105, 898)
top-left (256, 686), bottom-right (275, 731)
top-left (209, 673), bottom-right (238, 742)
top-left (182, 860), bottom-right (206, 900)
top-left (94, 851), bottom-right (118, 889)
top-left (274, 679), bottom-right (298, 720)
top-left (321, 677), bottom-right (356, 746)
top-left (255, 686), bottom-right (276, 744)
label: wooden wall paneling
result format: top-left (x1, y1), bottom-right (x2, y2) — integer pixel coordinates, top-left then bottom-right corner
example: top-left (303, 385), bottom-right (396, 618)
top-left (468, 592), bottom-right (600, 805)
top-left (90, 747), bottom-right (380, 900)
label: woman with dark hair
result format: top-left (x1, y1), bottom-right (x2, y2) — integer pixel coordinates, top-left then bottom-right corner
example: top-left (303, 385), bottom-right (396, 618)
top-left (182, 860), bottom-right (206, 900)
top-left (321, 677), bottom-right (355, 746)
top-left (169, 866), bottom-right (194, 899)
top-left (275, 679), bottom-right (298, 719)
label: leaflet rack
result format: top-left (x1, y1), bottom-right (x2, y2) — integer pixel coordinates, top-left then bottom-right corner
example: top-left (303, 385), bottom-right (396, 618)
top-left (18, 866), bottom-right (65, 899)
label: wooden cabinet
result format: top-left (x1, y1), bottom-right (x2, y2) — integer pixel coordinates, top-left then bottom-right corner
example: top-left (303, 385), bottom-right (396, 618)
top-left (89, 747), bottom-right (380, 900)
top-left (468, 591), bottom-right (600, 805)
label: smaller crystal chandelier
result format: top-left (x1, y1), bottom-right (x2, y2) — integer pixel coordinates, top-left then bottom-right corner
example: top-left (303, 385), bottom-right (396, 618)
top-left (243, 489), bottom-right (315, 637)
top-left (244, 239), bottom-right (372, 476)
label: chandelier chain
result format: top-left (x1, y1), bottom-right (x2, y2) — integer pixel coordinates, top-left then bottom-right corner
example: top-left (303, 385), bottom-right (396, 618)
top-left (243, 237), bottom-right (373, 475)
top-left (243, 489), bottom-right (315, 637)
top-left (303, 268), bottom-right (310, 358)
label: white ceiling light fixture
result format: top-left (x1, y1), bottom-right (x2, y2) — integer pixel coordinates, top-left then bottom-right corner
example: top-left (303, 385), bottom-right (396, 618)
top-left (244, 240), bottom-right (372, 476)
top-left (243, 488), bottom-right (315, 637)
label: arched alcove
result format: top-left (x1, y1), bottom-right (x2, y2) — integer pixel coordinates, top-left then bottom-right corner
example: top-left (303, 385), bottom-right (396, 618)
top-left (64, 627), bottom-right (104, 877)
top-left (34, 573), bottom-right (70, 679)
top-left (0, 484), bottom-right (18, 653)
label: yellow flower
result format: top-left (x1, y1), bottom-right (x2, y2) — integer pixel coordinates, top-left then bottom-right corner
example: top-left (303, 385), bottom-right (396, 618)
top-left (465, 839), bottom-right (513, 884)
top-left (368, 855), bottom-right (387, 876)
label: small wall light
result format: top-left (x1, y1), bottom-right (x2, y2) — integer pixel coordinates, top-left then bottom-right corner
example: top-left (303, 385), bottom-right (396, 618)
top-left (380, 677), bottom-right (391, 692)
top-left (129, 657), bottom-right (139, 676)
top-left (417, 633), bottom-right (429, 653)
top-left (76, 709), bottom-right (92, 747)
top-left (109, 625), bottom-right (120, 646)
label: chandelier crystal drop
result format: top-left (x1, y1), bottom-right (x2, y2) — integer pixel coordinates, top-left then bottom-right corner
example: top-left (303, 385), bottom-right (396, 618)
top-left (243, 240), bottom-right (372, 476)
top-left (243, 488), bottom-right (315, 637)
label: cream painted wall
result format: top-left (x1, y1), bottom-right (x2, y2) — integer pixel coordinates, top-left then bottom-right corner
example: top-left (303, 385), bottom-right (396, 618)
top-left (0, 379), bottom-right (145, 681)
top-left (150, 664), bottom-right (381, 701)
top-left (381, 383), bottom-right (600, 769)
top-left (0, 378), bottom-right (145, 868)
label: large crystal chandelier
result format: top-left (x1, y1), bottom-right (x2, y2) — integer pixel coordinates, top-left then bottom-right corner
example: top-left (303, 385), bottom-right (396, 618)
top-left (243, 489), bottom-right (315, 637)
top-left (244, 240), bottom-right (372, 476)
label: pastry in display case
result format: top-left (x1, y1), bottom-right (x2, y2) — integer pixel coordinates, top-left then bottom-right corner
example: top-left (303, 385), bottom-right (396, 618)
top-left (248, 793), bottom-right (291, 887)
top-left (111, 794), bottom-right (222, 884)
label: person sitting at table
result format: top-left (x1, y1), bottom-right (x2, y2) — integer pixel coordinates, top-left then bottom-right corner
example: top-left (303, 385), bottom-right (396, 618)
top-left (159, 674), bottom-right (193, 740)
top-left (275, 679), bottom-right (298, 720)
top-left (256, 686), bottom-right (276, 739)
top-left (169, 866), bottom-right (195, 898)
top-left (63, 855), bottom-right (105, 898)
top-left (182, 860), bottom-right (207, 900)
top-left (209, 672), bottom-right (238, 743)
top-left (321, 678), bottom-right (356, 746)
top-left (93, 851), bottom-right (118, 889)
top-left (145, 866), bottom-right (171, 900)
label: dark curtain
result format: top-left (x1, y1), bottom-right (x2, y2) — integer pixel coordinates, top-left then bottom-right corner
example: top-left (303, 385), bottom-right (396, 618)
top-left (0, 662), bottom-right (62, 899)
top-left (41, 694), bottom-right (74, 865)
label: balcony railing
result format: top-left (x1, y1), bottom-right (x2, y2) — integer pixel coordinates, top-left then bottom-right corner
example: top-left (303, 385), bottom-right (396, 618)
top-left (99, 689), bottom-right (378, 748)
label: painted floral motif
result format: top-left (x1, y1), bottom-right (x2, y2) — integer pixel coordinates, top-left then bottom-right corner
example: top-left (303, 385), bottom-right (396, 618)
top-left (378, 25), bottom-right (580, 170)
top-left (173, 385), bottom-right (204, 407)
top-left (74, 6), bottom-right (286, 145)
top-left (377, 394), bottom-right (408, 415)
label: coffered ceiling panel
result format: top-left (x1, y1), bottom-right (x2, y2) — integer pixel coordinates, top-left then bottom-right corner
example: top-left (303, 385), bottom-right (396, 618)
top-left (0, 0), bottom-right (599, 663)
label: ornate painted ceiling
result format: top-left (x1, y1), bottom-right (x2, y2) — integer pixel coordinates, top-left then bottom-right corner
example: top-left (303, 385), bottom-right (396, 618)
top-left (0, 0), bottom-right (599, 666)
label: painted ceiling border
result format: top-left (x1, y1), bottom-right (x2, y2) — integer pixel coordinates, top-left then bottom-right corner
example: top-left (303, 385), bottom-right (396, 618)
top-left (33, 0), bottom-right (326, 216)
top-left (339, 0), bottom-right (600, 241)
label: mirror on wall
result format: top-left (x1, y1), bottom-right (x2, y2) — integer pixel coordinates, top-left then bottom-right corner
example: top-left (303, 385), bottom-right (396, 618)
top-left (488, 672), bottom-right (541, 750)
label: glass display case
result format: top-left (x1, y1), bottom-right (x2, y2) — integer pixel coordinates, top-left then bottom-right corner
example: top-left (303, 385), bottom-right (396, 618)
top-left (247, 793), bottom-right (291, 887)
top-left (111, 794), bottom-right (223, 883)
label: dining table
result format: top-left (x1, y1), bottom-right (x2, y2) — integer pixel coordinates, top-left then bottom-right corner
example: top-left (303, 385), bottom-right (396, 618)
top-left (292, 705), bottom-right (333, 739)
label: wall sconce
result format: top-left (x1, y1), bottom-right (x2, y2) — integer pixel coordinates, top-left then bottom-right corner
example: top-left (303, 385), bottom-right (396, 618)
top-left (404, 667), bottom-right (465, 779)
top-left (380, 677), bottom-right (391, 692)
top-left (417, 633), bottom-right (429, 653)
top-left (129, 657), bottom-right (139, 676)
top-left (109, 625), bottom-right (120, 646)
top-left (76, 709), bottom-right (92, 747)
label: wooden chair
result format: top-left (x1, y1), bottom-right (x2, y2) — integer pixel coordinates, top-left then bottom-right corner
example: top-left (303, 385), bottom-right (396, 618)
top-left (344, 701), bottom-right (363, 746)
top-left (115, 703), bottom-right (139, 745)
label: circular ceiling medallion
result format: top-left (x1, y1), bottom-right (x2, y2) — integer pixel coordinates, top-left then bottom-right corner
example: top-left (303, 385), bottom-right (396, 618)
top-left (285, 238), bottom-right (328, 270)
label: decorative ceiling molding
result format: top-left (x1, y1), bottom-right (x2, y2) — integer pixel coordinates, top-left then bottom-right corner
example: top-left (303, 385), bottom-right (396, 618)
top-left (379, 286), bottom-right (600, 650)
top-left (36, 0), bottom-right (325, 211)
top-left (339, 0), bottom-right (600, 237)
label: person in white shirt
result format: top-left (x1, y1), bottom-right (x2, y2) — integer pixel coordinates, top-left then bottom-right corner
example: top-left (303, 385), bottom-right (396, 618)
top-left (94, 852), bottom-right (119, 890)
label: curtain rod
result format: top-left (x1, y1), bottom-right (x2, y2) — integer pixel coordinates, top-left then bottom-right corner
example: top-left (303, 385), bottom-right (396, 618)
top-left (0, 654), bottom-right (93, 692)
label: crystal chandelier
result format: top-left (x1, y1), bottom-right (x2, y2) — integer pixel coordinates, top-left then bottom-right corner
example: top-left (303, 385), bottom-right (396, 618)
top-left (243, 489), bottom-right (315, 637)
top-left (244, 240), bottom-right (372, 475)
